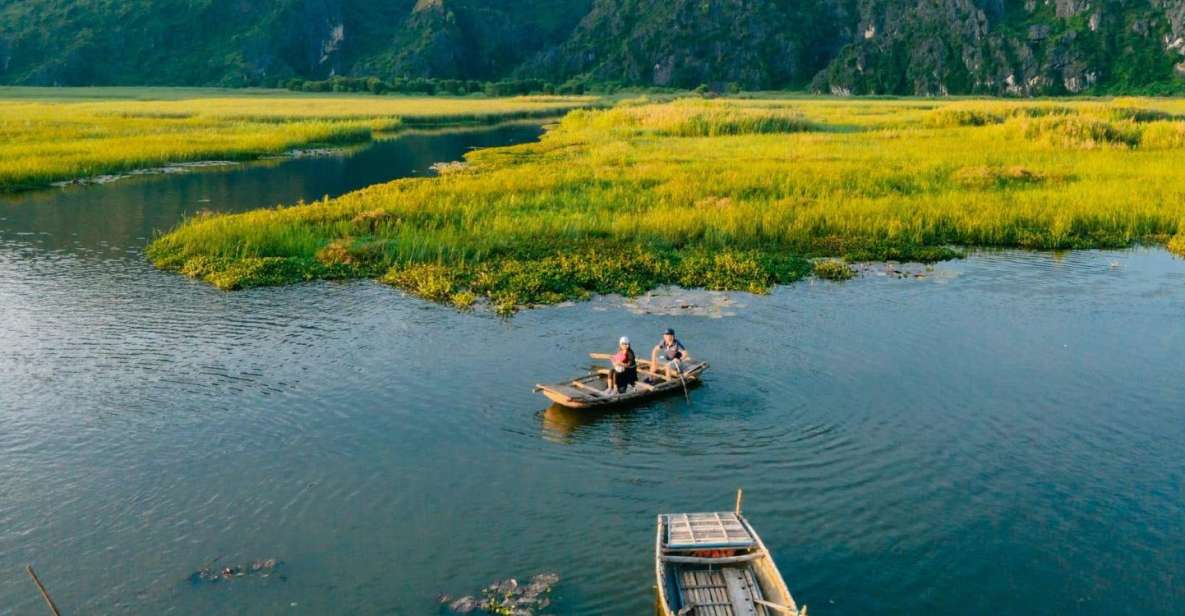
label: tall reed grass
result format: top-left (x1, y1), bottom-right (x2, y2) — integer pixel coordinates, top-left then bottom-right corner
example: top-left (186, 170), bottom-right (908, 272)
top-left (149, 96), bottom-right (1185, 312)
top-left (0, 91), bottom-right (591, 191)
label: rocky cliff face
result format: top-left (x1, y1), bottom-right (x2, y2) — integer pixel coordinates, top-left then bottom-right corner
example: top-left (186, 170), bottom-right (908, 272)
top-left (363, 0), bottom-right (469, 79)
top-left (1161, 0), bottom-right (1185, 75)
top-left (1, 0), bottom-right (1182, 94)
top-left (279, 0), bottom-right (347, 78)
top-left (814, 0), bottom-right (1185, 95)
top-left (519, 0), bottom-right (846, 89)
top-left (0, 0), bottom-right (352, 85)
top-left (348, 0), bottom-right (592, 80)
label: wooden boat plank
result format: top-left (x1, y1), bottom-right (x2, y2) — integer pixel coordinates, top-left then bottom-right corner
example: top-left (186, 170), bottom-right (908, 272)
top-left (589, 354), bottom-right (704, 377)
top-left (570, 380), bottom-right (608, 397)
top-left (644, 361), bottom-right (706, 382)
top-left (539, 361), bottom-right (707, 409)
top-left (574, 371), bottom-right (605, 384)
top-left (713, 580), bottom-right (733, 616)
top-left (584, 369), bottom-right (661, 391)
top-left (658, 511), bottom-right (797, 616)
top-left (602, 368), bottom-right (701, 389)
top-left (722, 568), bottom-right (760, 616)
top-left (754, 599), bottom-right (794, 615)
top-left (540, 383), bottom-right (594, 401)
top-left (744, 568), bottom-right (772, 616)
top-left (679, 570), bottom-right (736, 616)
top-left (662, 553), bottom-right (764, 565)
top-left (743, 569), bottom-right (773, 616)
top-left (589, 377), bottom-right (691, 404)
top-left (701, 576), bottom-right (720, 613)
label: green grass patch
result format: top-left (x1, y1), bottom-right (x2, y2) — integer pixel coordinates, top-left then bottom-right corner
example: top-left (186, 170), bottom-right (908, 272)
top-left (149, 96), bottom-right (1185, 312)
top-left (0, 90), bottom-right (593, 191)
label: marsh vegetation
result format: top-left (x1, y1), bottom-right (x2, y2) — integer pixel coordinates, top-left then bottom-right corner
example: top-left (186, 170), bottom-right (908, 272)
top-left (142, 95), bottom-right (1185, 312)
top-left (0, 89), bottom-right (591, 191)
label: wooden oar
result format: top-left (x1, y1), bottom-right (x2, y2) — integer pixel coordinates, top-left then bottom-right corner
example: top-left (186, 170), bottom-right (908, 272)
top-left (672, 359), bottom-right (691, 405)
top-left (589, 352), bottom-right (652, 367)
top-left (26, 566), bottom-right (61, 616)
top-left (591, 351), bottom-right (691, 400)
top-left (590, 353), bottom-right (665, 379)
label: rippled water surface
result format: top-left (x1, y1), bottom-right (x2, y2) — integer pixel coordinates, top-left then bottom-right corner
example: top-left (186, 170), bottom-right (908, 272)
top-left (2, 125), bottom-right (1184, 614)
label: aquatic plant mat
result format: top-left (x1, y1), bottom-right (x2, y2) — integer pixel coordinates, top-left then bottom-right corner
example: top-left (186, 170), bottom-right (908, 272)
top-left (0, 89), bottom-right (592, 191)
top-left (149, 96), bottom-right (1185, 313)
top-left (441, 572), bottom-right (559, 614)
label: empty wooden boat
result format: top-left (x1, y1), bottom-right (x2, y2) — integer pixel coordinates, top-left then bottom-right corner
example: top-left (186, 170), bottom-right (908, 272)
top-left (656, 493), bottom-right (800, 616)
top-left (534, 354), bottom-right (707, 409)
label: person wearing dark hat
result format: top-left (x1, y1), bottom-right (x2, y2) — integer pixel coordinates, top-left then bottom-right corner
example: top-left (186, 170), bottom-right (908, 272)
top-left (649, 328), bottom-right (690, 380)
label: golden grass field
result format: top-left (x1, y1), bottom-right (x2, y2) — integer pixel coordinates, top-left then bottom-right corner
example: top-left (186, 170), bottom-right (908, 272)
top-left (0, 88), bottom-right (592, 191)
top-left (136, 94), bottom-right (1185, 312)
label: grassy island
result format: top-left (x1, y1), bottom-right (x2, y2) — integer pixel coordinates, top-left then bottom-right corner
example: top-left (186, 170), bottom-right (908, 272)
top-left (0, 88), bottom-right (591, 191)
top-left (148, 96), bottom-right (1185, 313)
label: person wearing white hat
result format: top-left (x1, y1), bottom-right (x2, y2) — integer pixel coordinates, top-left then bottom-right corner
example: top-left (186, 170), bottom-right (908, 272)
top-left (606, 336), bottom-right (638, 394)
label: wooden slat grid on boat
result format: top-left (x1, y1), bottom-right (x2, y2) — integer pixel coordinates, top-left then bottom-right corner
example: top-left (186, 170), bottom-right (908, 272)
top-left (666, 512), bottom-right (756, 549)
top-left (679, 569), bottom-right (732, 616)
top-left (678, 569), bottom-right (769, 616)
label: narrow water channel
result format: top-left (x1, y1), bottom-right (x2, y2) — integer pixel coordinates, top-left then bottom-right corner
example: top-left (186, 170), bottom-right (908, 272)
top-left (1, 123), bottom-right (1183, 614)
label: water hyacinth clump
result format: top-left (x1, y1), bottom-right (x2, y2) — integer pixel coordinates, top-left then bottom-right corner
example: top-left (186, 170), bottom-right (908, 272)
top-left (442, 572), bottom-right (560, 615)
top-left (813, 259), bottom-right (856, 281)
top-left (150, 96), bottom-right (1185, 313)
top-left (377, 247), bottom-right (811, 315)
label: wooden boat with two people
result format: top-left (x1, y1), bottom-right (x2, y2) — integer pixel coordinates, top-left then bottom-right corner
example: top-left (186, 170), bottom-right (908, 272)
top-left (656, 491), bottom-right (803, 616)
top-left (534, 353), bottom-right (708, 409)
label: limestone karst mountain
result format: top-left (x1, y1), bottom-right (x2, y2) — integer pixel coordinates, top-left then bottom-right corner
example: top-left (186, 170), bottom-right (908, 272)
top-left (2, 0), bottom-right (1183, 95)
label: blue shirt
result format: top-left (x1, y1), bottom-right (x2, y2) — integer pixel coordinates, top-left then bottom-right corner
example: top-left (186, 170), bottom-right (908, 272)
top-left (657, 339), bottom-right (685, 360)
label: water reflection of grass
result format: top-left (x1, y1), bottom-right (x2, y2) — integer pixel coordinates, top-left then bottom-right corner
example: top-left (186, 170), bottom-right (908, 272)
top-left (0, 89), bottom-right (592, 191)
top-left (150, 96), bottom-right (1185, 314)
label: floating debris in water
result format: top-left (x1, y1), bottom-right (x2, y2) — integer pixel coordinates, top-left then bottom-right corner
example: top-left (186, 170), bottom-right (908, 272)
top-left (286, 147), bottom-right (343, 158)
top-left (619, 287), bottom-right (744, 318)
top-left (851, 261), bottom-right (958, 282)
top-left (441, 572), bottom-right (559, 615)
top-left (52, 161), bottom-right (240, 187)
top-left (445, 595), bottom-right (481, 613)
top-left (430, 161), bottom-right (469, 175)
top-left (188, 558), bottom-right (285, 585)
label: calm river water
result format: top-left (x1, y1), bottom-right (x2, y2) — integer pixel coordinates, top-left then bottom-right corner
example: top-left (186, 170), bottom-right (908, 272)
top-left (2, 123), bottom-right (1184, 615)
